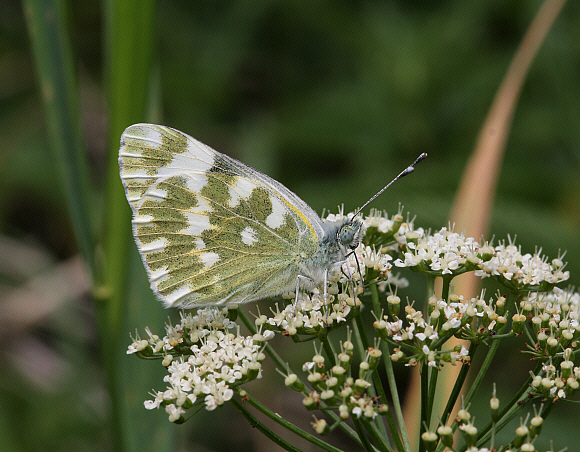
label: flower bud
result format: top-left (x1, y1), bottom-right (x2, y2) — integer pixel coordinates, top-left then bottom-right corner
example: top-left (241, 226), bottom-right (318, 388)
top-left (460, 423), bottom-right (477, 447)
top-left (303, 394), bottom-right (318, 410)
top-left (561, 360), bottom-right (574, 379)
top-left (284, 373), bottom-right (304, 392)
top-left (337, 352), bottom-right (350, 370)
top-left (312, 353), bottom-right (326, 374)
top-left (387, 294), bottom-right (401, 317)
top-left (373, 318), bottom-right (388, 340)
top-left (311, 418), bottom-right (329, 435)
top-left (437, 425), bottom-right (453, 447)
top-left (331, 365), bottom-right (346, 385)
top-left (339, 403), bottom-right (349, 420)
top-left (343, 340), bottom-right (355, 355)
top-left (490, 395), bottom-right (500, 422)
top-left (421, 431), bottom-right (438, 451)
top-left (354, 378), bottom-right (371, 394)
top-left (511, 313), bottom-right (526, 334)
top-left (529, 414), bottom-right (543, 438)
top-left (320, 389), bottom-right (335, 401)
top-left (247, 361), bottom-right (261, 380)
top-left (456, 409), bottom-right (470, 423)
top-left (390, 349), bottom-right (405, 362)
top-left (367, 347), bottom-right (382, 371)
top-left (377, 404), bottom-right (389, 415)
top-left (513, 424), bottom-right (529, 448)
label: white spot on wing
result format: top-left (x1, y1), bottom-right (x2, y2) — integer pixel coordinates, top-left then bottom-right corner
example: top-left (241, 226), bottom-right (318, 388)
top-left (159, 154), bottom-right (210, 192)
top-left (146, 188), bottom-right (168, 200)
top-left (183, 212), bottom-right (211, 234)
top-left (149, 266), bottom-right (169, 282)
top-left (228, 178), bottom-right (256, 207)
top-left (241, 226), bottom-right (258, 245)
top-left (200, 252), bottom-right (220, 267)
top-left (265, 196), bottom-right (287, 229)
top-left (194, 238), bottom-right (205, 249)
top-left (123, 126), bottom-right (163, 150)
top-left (133, 214), bottom-right (153, 224)
top-left (164, 285), bottom-right (193, 306)
top-left (140, 237), bottom-right (167, 252)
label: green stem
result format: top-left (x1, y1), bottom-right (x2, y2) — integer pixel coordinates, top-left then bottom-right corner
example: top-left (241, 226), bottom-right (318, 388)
top-left (353, 417), bottom-right (378, 452)
top-left (239, 390), bottom-right (349, 452)
top-left (475, 361), bottom-right (543, 446)
top-left (354, 310), bottom-right (371, 351)
top-left (364, 420), bottom-right (394, 452)
top-left (440, 276), bottom-right (451, 301)
top-left (380, 340), bottom-right (412, 452)
top-left (426, 365), bottom-right (439, 428)
top-left (368, 282), bottom-right (396, 444)
top-left (230, 396), bottom-right (302, 452)
top-left (464, 291), bottom-right (518, 407)
top-left (238, 308), bottom-right (361, 444)
top-left (418, 363), bottom-right (429, 452)
top-left (322, 335), bottom-right (337, 367)
top-left (440, 343), bottom-right (478, 426)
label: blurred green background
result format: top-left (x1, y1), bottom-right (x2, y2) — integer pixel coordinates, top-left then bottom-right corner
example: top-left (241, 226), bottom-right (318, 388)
top-left (1, 0), bottom-right (579, 451)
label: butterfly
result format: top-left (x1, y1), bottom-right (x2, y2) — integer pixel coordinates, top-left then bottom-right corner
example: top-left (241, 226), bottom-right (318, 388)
top-left (119, 124), bottom-right (425, 309)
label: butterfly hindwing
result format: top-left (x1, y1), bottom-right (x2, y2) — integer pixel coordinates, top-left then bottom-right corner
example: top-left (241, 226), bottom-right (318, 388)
top-left (119, 124), bottom-right (322, 308)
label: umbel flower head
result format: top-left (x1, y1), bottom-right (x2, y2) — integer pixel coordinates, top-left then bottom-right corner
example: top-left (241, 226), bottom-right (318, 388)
top-left (128, 308), bottom-right (273, 422)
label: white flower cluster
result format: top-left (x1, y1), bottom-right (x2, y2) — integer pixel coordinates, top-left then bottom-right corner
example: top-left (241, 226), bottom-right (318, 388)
top-left (475, 242), bottom-right (569, 291)
top-left (127, 308), bottom-right (273, 422)
top-left (394, 227), bottom-right (479, 276)
top-left (429, 404), bottom-right (546, 451)
top-left (375, 293), bottom-right (516, 367)
top-left (288, 338), bottom-right (388, 425)
top-left (259, 291), bottom-right (361, 336)
top-left (391, 227), bottom-right (569, 292)
top-left (523, 287), bottom-right (580, 359)
top-left (530, 350), bottom-right (580, 400)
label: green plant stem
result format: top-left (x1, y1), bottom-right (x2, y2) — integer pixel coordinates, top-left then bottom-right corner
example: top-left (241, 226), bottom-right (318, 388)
top-left (426, 365), bottom-right (439, 428)
top-left (364, 420), bottom-right (394, 452)
top-left (380, 340), bottom-right (412, 452)
top-left (237, 308), bottom-right (361, 444)
top-left (440, 343), bottom-right (478, 426)
top-left (238, 390), bottom-right (350, 452)
top-left (353, 417), bottom-right (378, 452)
top-left (230, 396), bottom-right (302, 452)
top-left (440, 276), bottom-right (451, 301)
top-left (418, 363), bottom-right (429, 452)
top-left (354, 309), bottom-right (371, 351)
top-left (464, 291), bottom-right (518, 408)
top-left (322, 335), bottom-right (337, 367)
top-left (371, 370), bottom-right (394, 444)
top-left (368, 283), bottom-right (397, 445)
top-left (475, 361), bottom-right (543, 447)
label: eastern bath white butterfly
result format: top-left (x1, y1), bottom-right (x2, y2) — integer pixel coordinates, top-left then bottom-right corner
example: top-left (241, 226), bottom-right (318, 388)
top-left (119, 124), bottom-right (426, 308)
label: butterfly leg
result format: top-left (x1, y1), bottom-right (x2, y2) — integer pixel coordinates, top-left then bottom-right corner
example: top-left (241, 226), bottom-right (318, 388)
top-left (342, 250), bottom-right (364, 297)
top-left (294, 274), bottom-right (314, 313)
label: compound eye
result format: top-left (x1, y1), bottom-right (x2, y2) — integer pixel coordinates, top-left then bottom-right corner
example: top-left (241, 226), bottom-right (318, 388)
top-left (338, 221), bottom-right (362, 249)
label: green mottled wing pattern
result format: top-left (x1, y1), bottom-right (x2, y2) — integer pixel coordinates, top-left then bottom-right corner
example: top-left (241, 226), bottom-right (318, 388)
top-left (119, 124), bottom-right (323, 308)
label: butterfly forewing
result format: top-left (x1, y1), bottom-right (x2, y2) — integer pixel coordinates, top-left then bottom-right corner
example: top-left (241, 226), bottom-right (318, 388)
top-left (119, 124), bottom-right (322, 308)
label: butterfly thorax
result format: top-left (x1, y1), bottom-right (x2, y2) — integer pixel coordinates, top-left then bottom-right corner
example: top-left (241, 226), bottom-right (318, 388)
top-left (298, 218), bottom-right (364, 285)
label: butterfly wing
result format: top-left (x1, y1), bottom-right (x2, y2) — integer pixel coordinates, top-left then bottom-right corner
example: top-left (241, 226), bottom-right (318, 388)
top-left (119, 124), bottom-right (323, 308)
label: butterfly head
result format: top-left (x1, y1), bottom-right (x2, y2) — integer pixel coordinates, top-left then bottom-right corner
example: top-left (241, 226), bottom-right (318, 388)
top-left (337, 218), bottom-right (364, 252)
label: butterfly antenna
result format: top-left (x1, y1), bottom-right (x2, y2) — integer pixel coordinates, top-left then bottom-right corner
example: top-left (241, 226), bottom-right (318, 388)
top-left (353, 152), bottom-right (427, 218)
